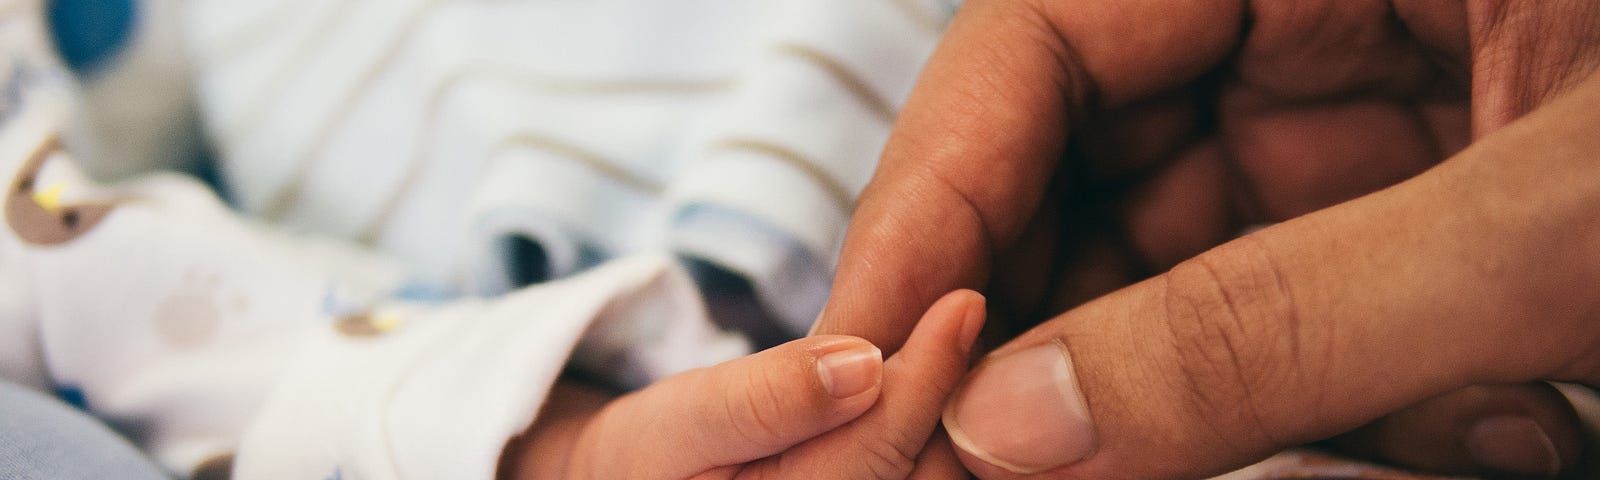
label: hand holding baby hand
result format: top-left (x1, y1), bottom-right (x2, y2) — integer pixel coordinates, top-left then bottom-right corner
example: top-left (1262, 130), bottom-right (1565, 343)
top-left (501, 290), bottom-right (986, 480)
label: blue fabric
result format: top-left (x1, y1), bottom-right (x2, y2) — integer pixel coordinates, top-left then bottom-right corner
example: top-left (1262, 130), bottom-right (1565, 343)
top-left (0, 381), bottom-right (168, 480)
top-left (46, 0), bottom-right (137, 76)
top-left (53, 385), bottom-right (89, 410)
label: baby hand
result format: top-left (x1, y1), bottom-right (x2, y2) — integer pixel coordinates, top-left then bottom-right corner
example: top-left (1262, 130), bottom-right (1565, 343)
top-left (500, 290), bottom-right (986, 479)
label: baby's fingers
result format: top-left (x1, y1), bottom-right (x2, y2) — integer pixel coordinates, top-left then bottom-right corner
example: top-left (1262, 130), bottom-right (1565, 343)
top-left (743, 290), bottom-right (986, 479)
top-left (572, 335), bottom-right (884, 479)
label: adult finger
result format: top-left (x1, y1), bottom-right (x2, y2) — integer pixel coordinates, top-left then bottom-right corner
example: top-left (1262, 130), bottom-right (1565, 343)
top-left (941, 72), bottom-right (1600, 479)
top-left (907, 431), bottom-right (971, 480)
top-left (571, 334), bottom-right (884, 479)
top-left (1219, 90), bottom-right (1452, 223)
top-left (1328, 382), bottom-right (1581, 477)
top-left (814, 0), bottom-right (1246, 353)
top-left (752, 290), bottom-right (986, 479)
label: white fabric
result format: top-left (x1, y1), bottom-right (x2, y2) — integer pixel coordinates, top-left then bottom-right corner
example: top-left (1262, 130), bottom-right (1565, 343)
top-left (188, 0), bottom-right (950, 333)
top-left (0, 2), bottom-right (66, 394)
top-left (2, 0), bottom-right (950, 478)
top-left (233, 255), bottom-right (742, 480)
top-left (1, 7), bottom-right (751, 477)
top-left (0, 42), bottom-right (389, 471)
top-left (1, 101), bottom-right (738, 478)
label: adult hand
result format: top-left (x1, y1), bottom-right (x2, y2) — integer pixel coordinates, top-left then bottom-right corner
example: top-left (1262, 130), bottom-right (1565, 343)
top-left (500, 290), bottom-right (985, 479)
top-left (814, 0), bottom-right (1600, 477)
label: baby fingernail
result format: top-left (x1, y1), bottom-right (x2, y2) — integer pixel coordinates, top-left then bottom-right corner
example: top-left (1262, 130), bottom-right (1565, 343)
top-left (817, 344), bottom-right (882, 398)
top-left (1467, 415), bottom-right (1562, 477)
top-left (944, 341), bottom-right (1095, 474)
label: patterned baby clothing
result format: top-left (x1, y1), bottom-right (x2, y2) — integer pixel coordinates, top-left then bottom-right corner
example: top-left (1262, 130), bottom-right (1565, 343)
top-left (3, 0), bottom-right (951, 478)
top-left (188, 0), bottom-right (952, 336)
top-left (182, 1), bottom-right (952, 475)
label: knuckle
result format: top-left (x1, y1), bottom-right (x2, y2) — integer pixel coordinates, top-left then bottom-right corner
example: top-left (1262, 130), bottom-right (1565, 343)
top-left (857, 436), bottom-right (919, 480)
top-left (723, 366), bottom-right (794, 451)
top-left (1159, 236), bottom-right (1310, 447)
top-left (730, 462), bottom-right (779, 480)
top-left (1467, 0), bottom-right (1536, 38)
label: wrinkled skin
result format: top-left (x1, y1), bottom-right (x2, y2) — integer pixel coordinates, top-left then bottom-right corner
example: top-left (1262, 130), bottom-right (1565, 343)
top-left (815, 0), bottom-right (1600, 478)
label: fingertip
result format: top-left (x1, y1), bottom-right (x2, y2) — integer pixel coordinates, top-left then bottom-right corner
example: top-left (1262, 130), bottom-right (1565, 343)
top-left (817, 341), bottom-right (884, 399)
top-left (763, 293), bottom-right (987, 480)
top-left (800, 333), bottom-right (876, 350)
top-left (951, 290), bottom-right (987, 354)
top-left (782, 334), bottom-right (886, 403)
top-left (778, 336), bottom-right (887, 422)
top-left (948, 433), bottom-right (1031, 480)
top-left (629, 335), bottom-right (889, 474)
top-left (943, 341), bottom-right (1095, 476)
top-left (1330, 382), bottom-right (1583, 478)
top-left (916, 289), bottom-right (987, 356)
top-left (1466, 415), bottom-right (1564, 477)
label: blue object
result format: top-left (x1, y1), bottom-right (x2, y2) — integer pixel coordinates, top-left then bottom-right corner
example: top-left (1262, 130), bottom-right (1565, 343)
top-left (46, 0), bottom-right (138, 76)
top-left (53, 385), bottom-right (88, 411)
top-left (391, 281), bottom-right (459, 304)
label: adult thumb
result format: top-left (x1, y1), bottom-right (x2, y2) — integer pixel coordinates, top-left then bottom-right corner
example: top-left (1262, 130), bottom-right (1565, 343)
top-left (941, 73), bottom-right (1600, 479)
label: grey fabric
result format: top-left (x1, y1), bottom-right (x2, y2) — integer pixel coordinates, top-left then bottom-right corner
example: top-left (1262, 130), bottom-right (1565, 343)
top-left (0, 381), bottom-right (168, 480)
